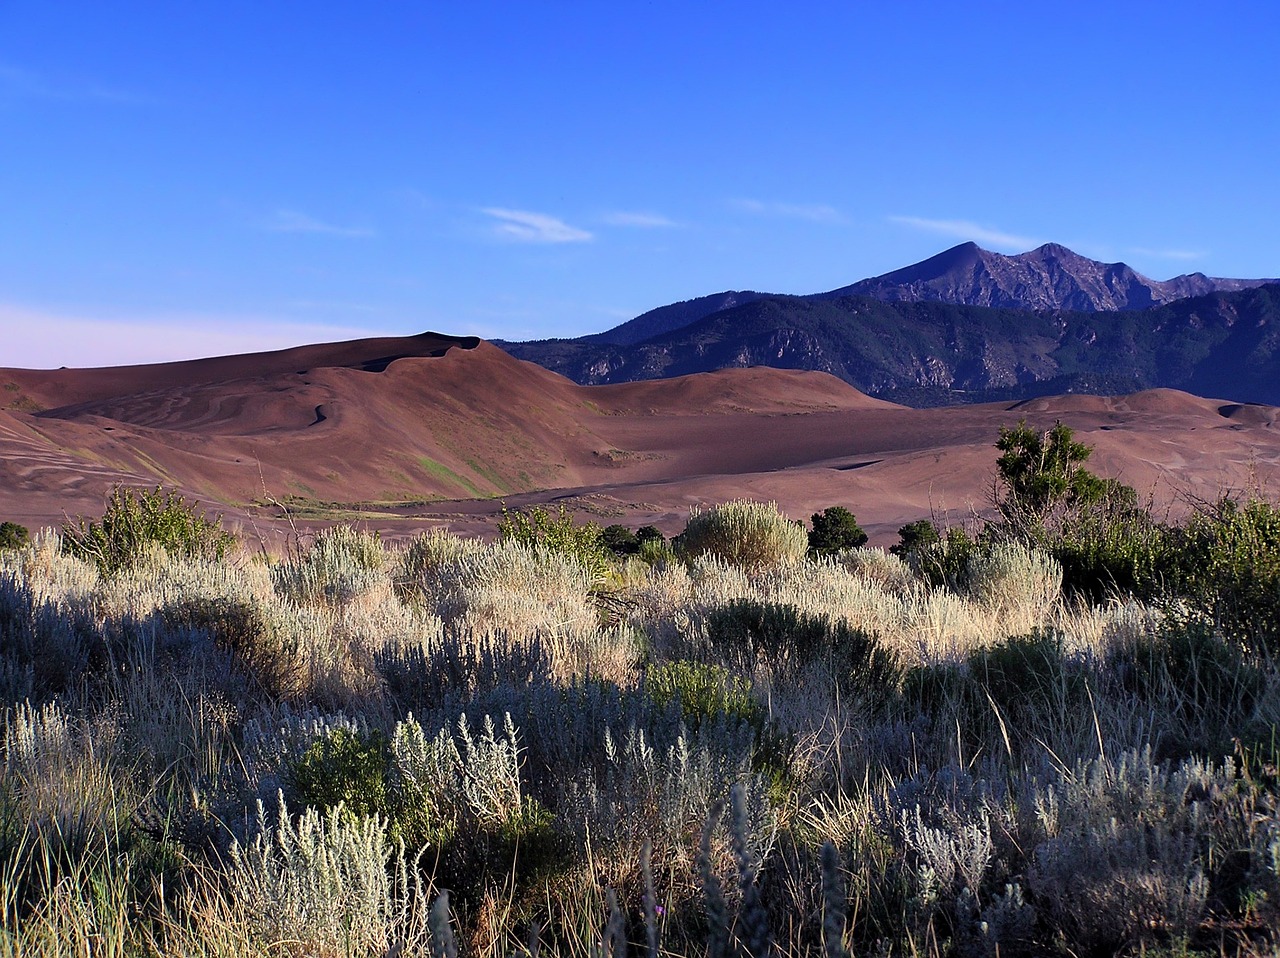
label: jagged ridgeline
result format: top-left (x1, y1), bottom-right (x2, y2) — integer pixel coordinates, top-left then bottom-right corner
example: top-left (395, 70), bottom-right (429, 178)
top-left (501, 243), bottom-right (1280, 406)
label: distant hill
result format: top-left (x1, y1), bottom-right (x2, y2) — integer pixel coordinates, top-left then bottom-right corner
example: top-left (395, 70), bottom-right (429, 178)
top-left (582, 290), bottom-right (770, 346)
top-left (500, 283), bottom-right (1280, 406)
top-left (538, 242), bottom-right (1276, 349)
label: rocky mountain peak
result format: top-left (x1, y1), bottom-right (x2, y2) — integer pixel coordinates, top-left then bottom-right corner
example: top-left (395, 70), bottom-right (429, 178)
top-left (832, 242), bottom-right (1271, 312)
top-left (577, 242), bottom-right (1276, 346)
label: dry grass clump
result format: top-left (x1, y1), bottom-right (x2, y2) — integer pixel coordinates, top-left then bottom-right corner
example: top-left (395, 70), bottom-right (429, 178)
top-left (638, 552), bottom-right (1064, 666)
top-left (2, 701), bottom-right (132, 857)
top-left (6, 530), bottom-right (99, 603)
top-left (4, 495), bottom-right (1280, 958)
top-left (833, 545), bottom-right (919, 595)
top-left (418, 539), bottom-right (598, 636)
top-left (394, 527), bottom-right (486, 603)
top-left (964, 541), bottom-right (1063, 630)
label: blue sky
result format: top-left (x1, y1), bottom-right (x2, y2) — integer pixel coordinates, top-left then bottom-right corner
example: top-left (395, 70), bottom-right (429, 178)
top-left (2, 1), bottom-right (1277, 368)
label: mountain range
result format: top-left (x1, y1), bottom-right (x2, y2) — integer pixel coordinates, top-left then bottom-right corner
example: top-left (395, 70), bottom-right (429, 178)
top-left (501, 243), bottom-right (1280, 405)
top-left (3, 240), bottom-right (1279, 541)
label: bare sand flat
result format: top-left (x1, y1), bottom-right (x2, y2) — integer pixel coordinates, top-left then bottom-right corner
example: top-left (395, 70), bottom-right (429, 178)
top-left (3, 334), bottom-right (1278, 545)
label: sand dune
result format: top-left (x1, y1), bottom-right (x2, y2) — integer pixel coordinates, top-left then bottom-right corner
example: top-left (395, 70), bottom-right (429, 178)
top-left (2, 332), bottom-right (1278, 543)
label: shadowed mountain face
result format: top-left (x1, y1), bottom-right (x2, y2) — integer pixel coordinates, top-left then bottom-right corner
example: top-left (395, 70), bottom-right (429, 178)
top-left (501, 256), bottom-right (1280, 406)
top-left (582, 291), bottom-right (770, 346)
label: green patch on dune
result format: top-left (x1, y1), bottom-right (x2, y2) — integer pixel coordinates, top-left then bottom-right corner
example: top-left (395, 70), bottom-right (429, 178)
top-left (416, 456), bottom-right (485, 497)
top-left (463, 458), bottom-right (512, 494)
top-left (131, 449), bottom-right (181, 485)
top-left (384, 468), bottom-right (415, 489)
top-left (2, 383), bottom-right (42, 413)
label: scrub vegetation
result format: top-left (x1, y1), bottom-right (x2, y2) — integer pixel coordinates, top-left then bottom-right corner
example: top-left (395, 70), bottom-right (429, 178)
top-left (2, 424), bottom-right (1279, 957)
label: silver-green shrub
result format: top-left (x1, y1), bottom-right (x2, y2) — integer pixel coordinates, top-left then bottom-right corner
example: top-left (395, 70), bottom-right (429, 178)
top-left (227, 792), bottom-right (429, 957)
top-left (1022, 747), bottom-right (1220, 951)
top-left (834, 546), bottom-right (920, 595)
top-left (272, 525), bottom-right (387, 606)
top-left (392, 711), bottom-right (526, 831)
top-left (675, 500), bottom-right (808, 571)
top-left (901, 804), bottom-right (994, 907)
top-left (394, 529), bottom-right (484, 604)
top-left (966, 542), bottom-right (1062, 622)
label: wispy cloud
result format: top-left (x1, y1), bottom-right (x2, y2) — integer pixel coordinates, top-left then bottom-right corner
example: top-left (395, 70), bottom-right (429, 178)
top-left (262, 210), bottom-right (375, 238)
top-left (600, 210), bottom-right (680, 228)
top-left (0, 61), bottom-right (152, 105)
top-left (482, 208), bottom-right (593, 243)
top-left (0, 303), bottom-right (393, 369)
top-left (889, 215), bottom-right (1038, 251)
top-left (395, 188), bottom-right (438, 211)
top-left (731, 199), bottom-right (846, 223)
top-left (1127, 246), bottom-right (1206, 262)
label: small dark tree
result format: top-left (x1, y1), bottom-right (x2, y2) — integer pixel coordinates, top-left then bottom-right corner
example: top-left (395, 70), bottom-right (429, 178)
top-left (890, 519), bottom-right (939, 558)
top-left (808, 506), bottom-right (868, 556)
top-left (992, 420), bottom-right (1174, 600)
top-left (601, 524), bottom-right (640, 556)
top-left (636, 525), bottom-right (665, 545)
top-left (993, 419), bottom-right (1120, 549)
top-left (0, 521), bottom-right (30, 550)
top-left (995, 419), bottom-right (1102, 519)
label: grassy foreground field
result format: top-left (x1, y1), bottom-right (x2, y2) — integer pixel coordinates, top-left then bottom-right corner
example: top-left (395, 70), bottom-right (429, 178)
top-left (2, 482), bottom-right (1280, 956)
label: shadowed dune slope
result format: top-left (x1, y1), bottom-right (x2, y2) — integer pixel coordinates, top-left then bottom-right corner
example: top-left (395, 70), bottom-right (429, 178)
top-left (1, 333), bottom-right (1278, 541)
top-left (1, 332), bottom-right (481, 411)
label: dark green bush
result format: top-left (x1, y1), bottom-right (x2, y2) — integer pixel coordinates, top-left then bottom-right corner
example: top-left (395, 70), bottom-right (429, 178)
top-left (703, 599), bottom-right (900, 693)
top-left (890, 519), bottom-right (939, 558)
top-left (636, 525), bottom-right (665, 545)
top-left (637, 535), bottom-right (675, 567)
top-left (433, 794), bottom-right (566, 917)
top-left (1050, 503), bottom-right (1177, 602)
top-left (646, 659), bottom-right (766, 732)
top-left (891, 518), bottom-right (982, 589)
top-left (62, 485), bottom-right (234, 575)
top-left (286, 726), bottom-right (390, 820)
top-left (0, 521), bottom-right (29, 550)
top-left (908, 526), bottom-right (976, 591)
top-left (160, 595), bottom-right (301, 701)
top-left (602, 524), bottom-right (640, 556)
top-left (1108, 619), bottom-right (1267, 758)
top-left (1173, 498), bottom-right (1280, 653)
top-left (903, 630), bottom-right (1093, 758)
top-left (807, 506), bottom-right (868, 557)
top-left (973, 629), bottom-right (1090, 723)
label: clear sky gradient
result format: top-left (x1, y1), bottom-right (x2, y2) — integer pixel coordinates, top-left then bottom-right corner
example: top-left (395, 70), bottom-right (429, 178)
top-left (2, 1), bottom-right (1277, 368)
